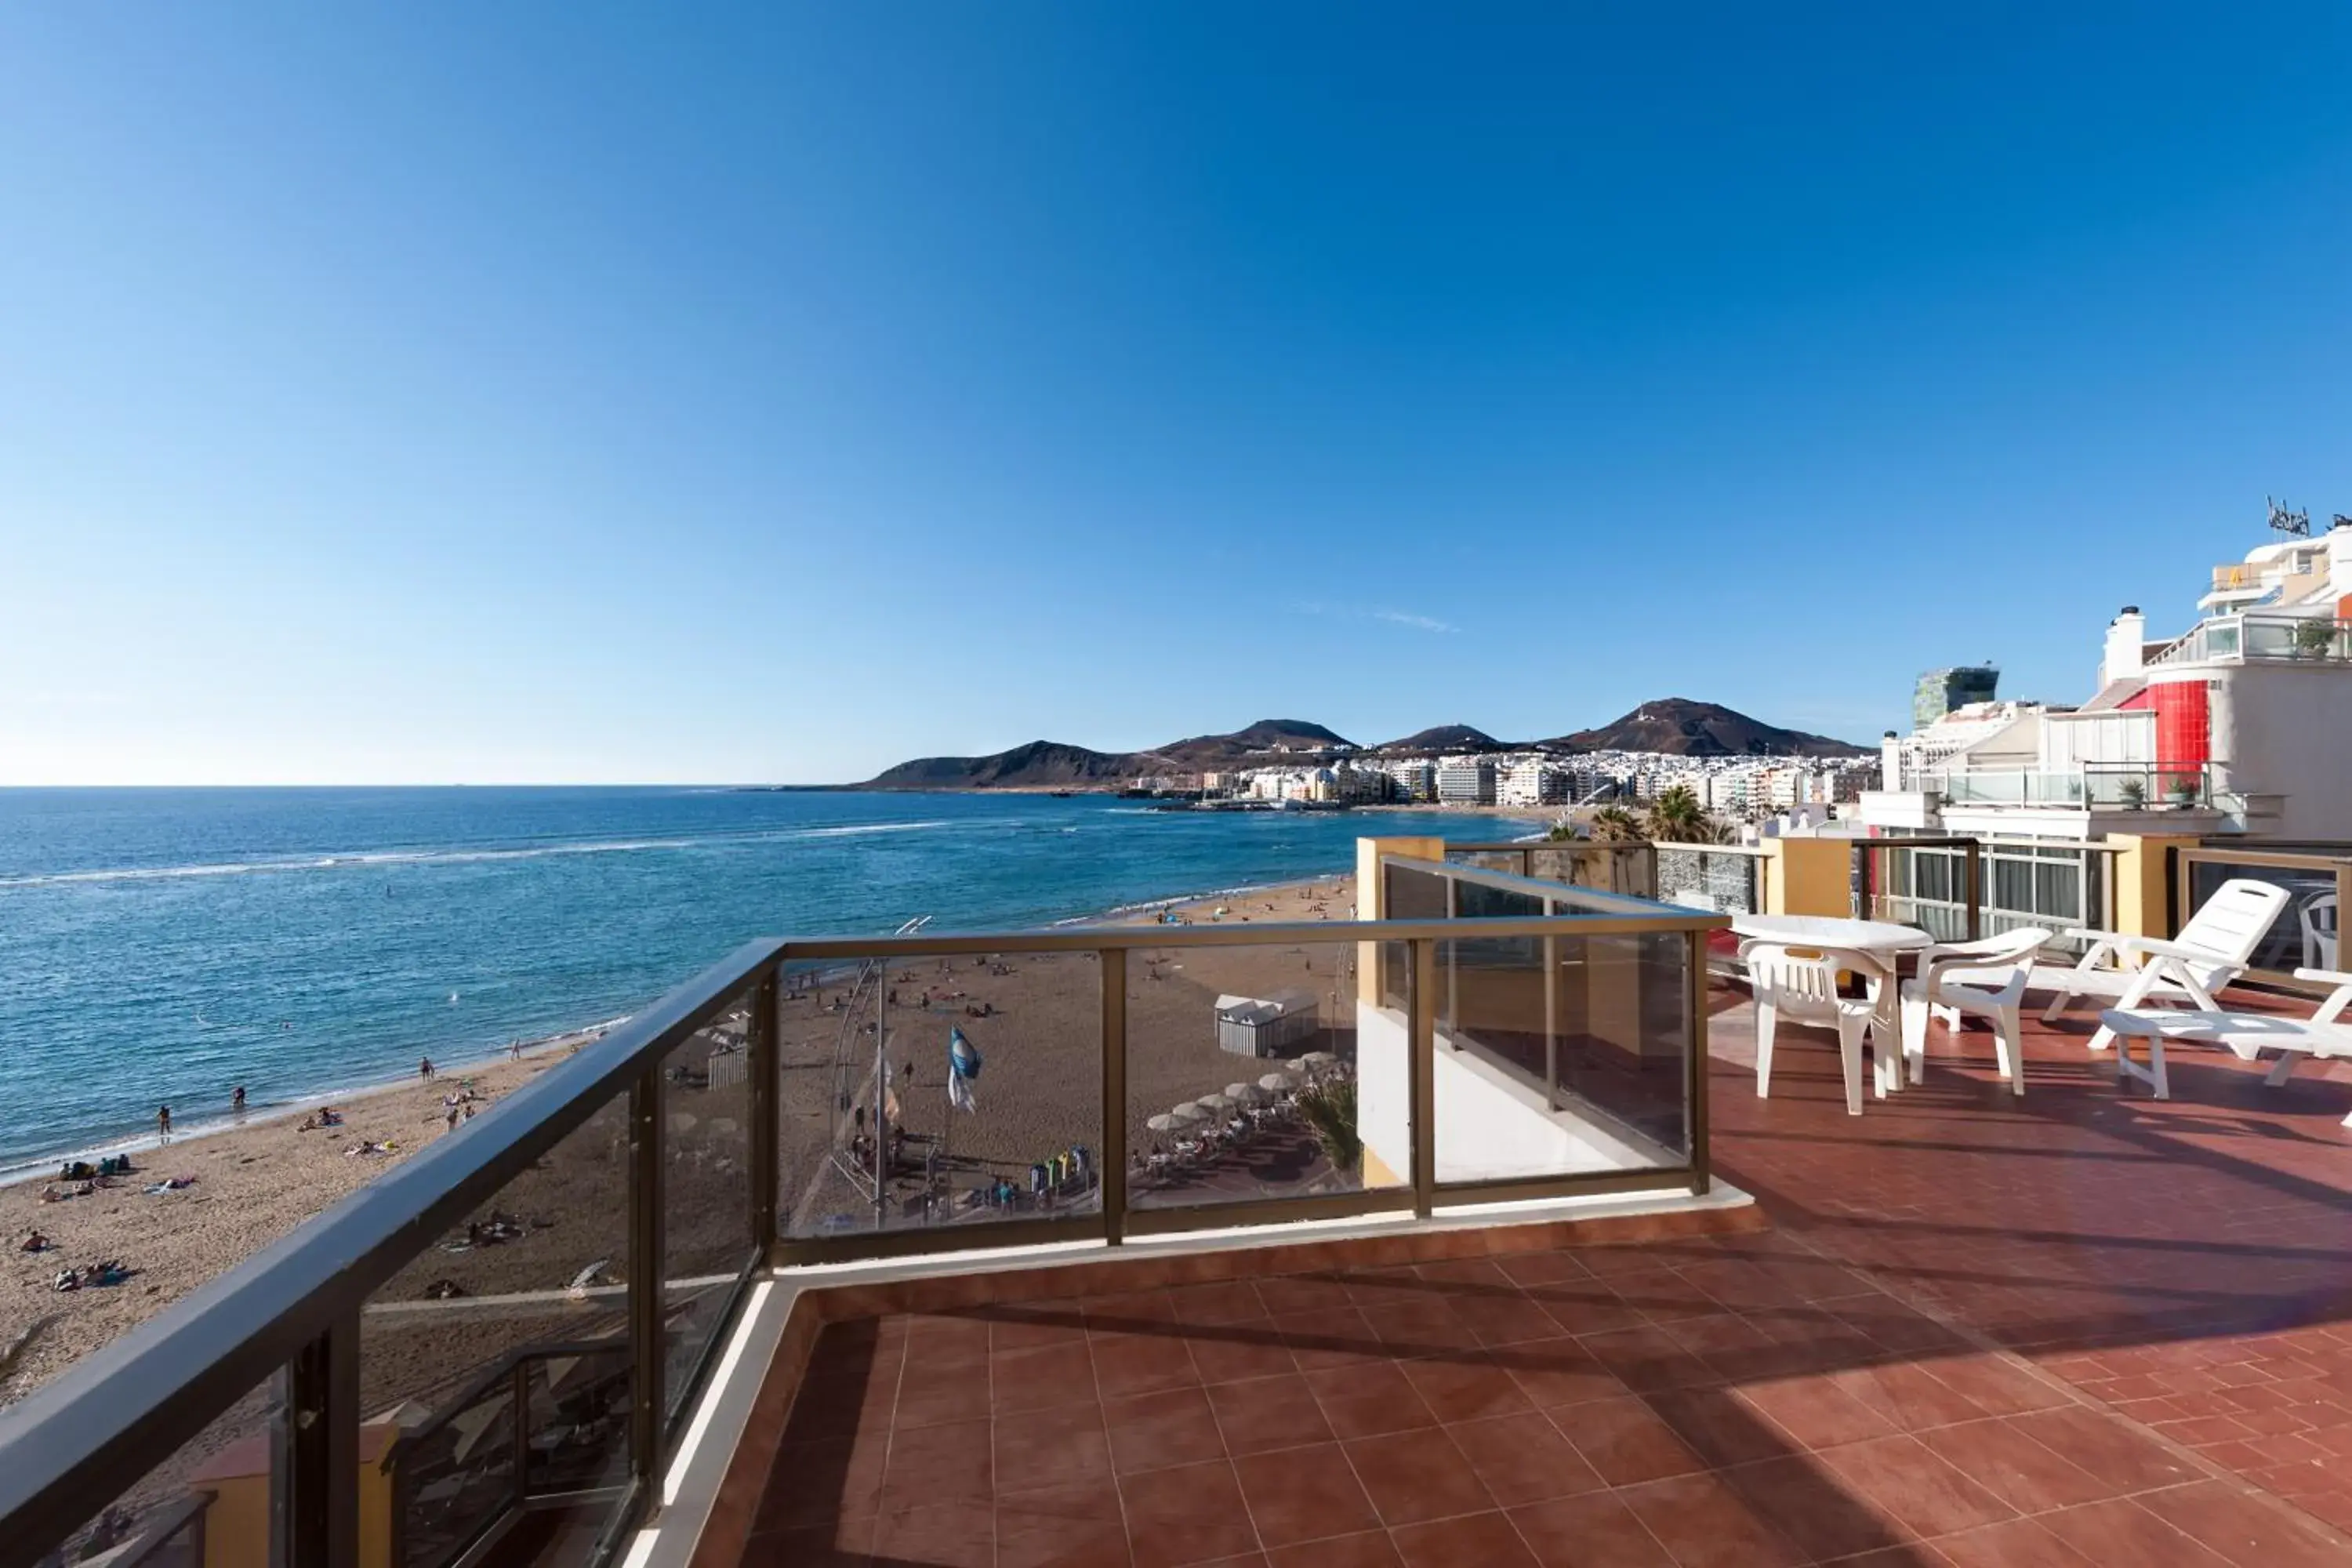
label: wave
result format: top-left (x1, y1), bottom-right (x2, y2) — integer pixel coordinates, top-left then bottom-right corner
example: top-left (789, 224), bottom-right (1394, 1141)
top-left (0, 822), bottom-right (954, 887)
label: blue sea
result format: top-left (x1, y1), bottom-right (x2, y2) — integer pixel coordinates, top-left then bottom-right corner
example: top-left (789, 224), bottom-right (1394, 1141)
top-left (0, 788), bottom-right (1537, 1171)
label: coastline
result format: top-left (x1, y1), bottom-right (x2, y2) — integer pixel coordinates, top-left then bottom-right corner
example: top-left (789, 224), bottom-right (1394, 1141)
top-left (0, 868), bottom-right (1365, 1404)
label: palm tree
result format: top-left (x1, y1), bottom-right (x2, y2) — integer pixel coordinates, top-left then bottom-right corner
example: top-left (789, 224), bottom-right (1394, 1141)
top-left (1295, 1081), bottom-right (1362, 1173)
top-left (1645, 784), bottom-right (1711, 844)
top-left (1588, 804), bottom-right (1645, 843)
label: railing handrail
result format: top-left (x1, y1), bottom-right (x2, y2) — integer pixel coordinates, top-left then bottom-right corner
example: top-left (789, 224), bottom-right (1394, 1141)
top-left (0, 875), bottom-right (1730, 1561)
top-left (1651, 840), bottom-right (1771, 858)
top-left (1440, 840), bottom-right (1652, 855)
top-left (0, 936), bottom-right (785, 1557)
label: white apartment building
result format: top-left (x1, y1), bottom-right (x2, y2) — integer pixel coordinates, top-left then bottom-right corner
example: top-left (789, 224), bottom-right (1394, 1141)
top-left (1385, 760), bottom-right (1437, 803)
top-left (1859, 522), bottom-right (2352, 840)
top-left (1435, 757), bottom-right (1497, 806)
top-left (1497, 760), bottom-right (1571, 808)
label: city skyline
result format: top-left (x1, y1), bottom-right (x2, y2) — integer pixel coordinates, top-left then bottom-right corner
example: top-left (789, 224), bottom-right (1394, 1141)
top-left (5, 6), bottom-right (2350, 785)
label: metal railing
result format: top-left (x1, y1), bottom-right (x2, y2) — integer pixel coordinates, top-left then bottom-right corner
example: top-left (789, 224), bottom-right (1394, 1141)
top-left (2148, 612), bottom-right (2352, 667)
top-left (1441, 840), bottom-right (1657, 898)
top-left (0, 866), bottom-right (1722, 1568)
top-left (1860, 836), bottom-right (2122, 953)
top-left (1927, 762), bottom-right (2213, 811)
top-left (2172, 844), bottom-right (2351, 989)
top-left (1651, 842), bottom-right (1768, 916)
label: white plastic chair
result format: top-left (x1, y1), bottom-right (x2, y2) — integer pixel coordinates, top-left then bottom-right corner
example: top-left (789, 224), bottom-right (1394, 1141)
top-left (1899, 928), bottom-right (2053, 1096)
top-left (2034, 879), bottom-right (2292, 1052)
top-left (1744, 942), bottom-right (1889, 1116)
top-left (2301, 893), bottom-right (2339, 972)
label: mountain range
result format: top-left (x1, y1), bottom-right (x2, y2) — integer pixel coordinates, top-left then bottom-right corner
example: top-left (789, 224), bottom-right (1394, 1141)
top-left (859, 700), bottom-right (1867, 790)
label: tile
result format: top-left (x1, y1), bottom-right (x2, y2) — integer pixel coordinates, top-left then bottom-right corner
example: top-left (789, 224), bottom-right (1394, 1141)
top-left (995, 1479), bottom-right (1129, 1568)
top-left (2134, 1478), bottom-right (2352, 1568)
top-left (1399, 1354), bottom-right (1537, 1424)
top-left (1254, 1275), bottom-right (1358, 1316)
top-left (1498, 1335), bottom-right (1629, 1410)
top-left (870, 1498), bottom-right (996, 1568)
top-left (1344, 1428), bottom-right (1495, 1526)
top-left (1918, 1355), bottom-right (2072, 1417)
top-left (1717, 1455), bottom-right (1911, 1564)
top-left (1496, 1251), bottom-right (1594, 1288)
top-left (1106, 1386), bottom-right (1228, 1475)
top-left (993, 1402), bottom-right (1112, 1495)
top-left (1361, 1301), bottom-right (1485, 1356)
top-left (1603, 1267), bottom-right (1727, 1324)
top-left (1443, 1411), bottom-right (1607, 1506)
top-left (1615, 1472), bottom-right (1809, 1568)
top-left (1390, 1511), bottom-right (1541, 1566)
top-left (1931, 1518), bottom-right (2100, 1568)
top-left (1737, 1376), bottom-right (1902, 1450)
top-left (1552, 1396), bottom-right (1706, 1487)
top-left (1189, 1322), bottom-right (1302, 1387)
top-left (1814, 1434), bottom-right (2019, 1538)
top-left (1264, 1530), bottom-right (1404, 1567)
top-left (1915, 1417), bottom-right (2118, 1513)
top-left (880, 1417), bottom-right (993, 1509)
top-left (1210, 1374), bottom-right (1336, 1457)
top-left (1508, 1493), bottom-right (1678, 1568)
top-left (1171, 1281), bottom-right (1271, 1324)
top-left (1577, 1324), bottom-right (1723, 1392)
top-left (1449, 1292), bottom-right (1571, 1348)
top-left (1094, 1331), bottom-right (1204, 1399)
top-left (1273, 1308), bottom-right (1386, 1374)
top-left (740, 1515), bottom-right (877, 1567)
top-left (2036, 1497), bottom-right (2234, 1566)
top-left (1828, 1361), bottom-right (1991, 1432)
top-left (905, 1314), bottom-right (993, 1365)
top-left (1640, 1387), bottom-right (1791, 1469)
top-left (993, 1341), bottom-right (1099, 1413)
top-left (2010, 1406), bottom-right (2203, 1492)
top-left (896, 1359), bottom-right (996, 1428)
top-left (1233, 1441), bottom-right (1381, 1548)
top-left (1305, 1361), bottom-right (1439, 1439)
top-left (753, 1434), bottom-right (887, 1530)
top-left (1122, 1459), bottom-right (1263, 1568)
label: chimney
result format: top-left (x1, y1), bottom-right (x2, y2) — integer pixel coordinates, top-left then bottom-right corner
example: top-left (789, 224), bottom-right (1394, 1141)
top-left (2102, 606), bottom-right (2147, 688)
top-left (1880, 730), bottom-right (1903, 793)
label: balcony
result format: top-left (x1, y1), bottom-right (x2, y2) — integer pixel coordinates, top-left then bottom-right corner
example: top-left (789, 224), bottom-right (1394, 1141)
top-left (2149, 613), bottom-right (2352, 668)
top-left (1926, 764), bottom-right (2214, 813)
top-left (7, 844), bottom-right (2352, 1566)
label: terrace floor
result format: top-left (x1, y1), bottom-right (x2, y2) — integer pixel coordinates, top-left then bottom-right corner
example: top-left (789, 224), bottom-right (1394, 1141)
top-left (719, 982), bottom-right (2352, 1566)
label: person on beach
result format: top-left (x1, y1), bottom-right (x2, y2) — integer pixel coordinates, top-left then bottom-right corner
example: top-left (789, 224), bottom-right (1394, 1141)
top-left (419, 1056), bottom-right (435, 1080)
top-left (231, 1086), bottom-right (247, 1116)
top-left (510, 1039), bottom-right (522, 1061)
top-left (156, 1105), bottom-right (172, 1143)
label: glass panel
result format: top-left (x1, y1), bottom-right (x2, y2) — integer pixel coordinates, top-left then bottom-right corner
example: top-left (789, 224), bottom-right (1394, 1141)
top-left (2186, 860), bottom-right (2340, 975)
top-left (1456, 879), bottom-right (1546, 920)
top-left (1445, 849), bottom-right (1524, 875)
top-left (363, 1086), bottom-right (635, 1568)
top-left (1434, 929), bottom-right (1691, 1185)
top-left (44, 1373), bottom-right (284, 1568)
top-left (1655, 849), bottom-right (1759, 915)
top-left (1528, 844), bottom-right (1651, 897)
top-left (1381, 860), bottom-right (1450, 1011)
top-left (779, 948), bottom-right (1102, 1241)
top-left (1126, 939), bottom-right (1409, 1209)
top-left (662, 986), bottom-right (759, 1426)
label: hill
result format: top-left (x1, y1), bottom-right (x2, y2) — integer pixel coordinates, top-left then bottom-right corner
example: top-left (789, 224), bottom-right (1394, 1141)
top-left (1541, 699), bottom-right (1867, 758)
top-left (860, 720), bottom-right (1355, 791)
top-left (1373, 724), bottom-right (1508, 754)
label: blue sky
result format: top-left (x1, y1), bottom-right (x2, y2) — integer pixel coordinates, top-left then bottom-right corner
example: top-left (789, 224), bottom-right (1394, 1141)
top-left (4, 5), bottom-right (2349, 784)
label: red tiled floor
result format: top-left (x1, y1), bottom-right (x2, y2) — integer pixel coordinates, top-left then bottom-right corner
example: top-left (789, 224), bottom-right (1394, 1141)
top-left (712, 983), bottom-right (2352, 1567)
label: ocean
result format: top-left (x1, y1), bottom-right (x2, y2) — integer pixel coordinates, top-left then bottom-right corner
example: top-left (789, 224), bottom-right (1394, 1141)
top-left (0, 788), bottom-right (1537, 1171)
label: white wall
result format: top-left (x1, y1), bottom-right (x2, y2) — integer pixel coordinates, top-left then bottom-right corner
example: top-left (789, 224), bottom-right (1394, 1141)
top-left (1352, 999), bottom-right (1663, 1184)
top-left (2208, 665), bottom-right (2352, 840)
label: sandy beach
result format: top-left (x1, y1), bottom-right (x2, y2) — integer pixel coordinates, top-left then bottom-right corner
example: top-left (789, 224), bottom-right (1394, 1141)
top-left (0, 873), bottom-right (1367, 1417)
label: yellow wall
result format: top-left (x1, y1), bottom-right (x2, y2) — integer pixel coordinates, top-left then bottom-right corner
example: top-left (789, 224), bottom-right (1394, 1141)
top-left (1762, 837), bottom-right (1851, 917)
top-left (1355, 837), bottom-right (1445, 1005)
top-left (2107, 833), bottom-right (2196, 940)
top-left (201, 1434), bottom-right (396, 1568)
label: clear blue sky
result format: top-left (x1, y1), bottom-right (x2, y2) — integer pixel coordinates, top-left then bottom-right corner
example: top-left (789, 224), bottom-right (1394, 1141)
top-left (5, 5), bottom-right (2349, 785)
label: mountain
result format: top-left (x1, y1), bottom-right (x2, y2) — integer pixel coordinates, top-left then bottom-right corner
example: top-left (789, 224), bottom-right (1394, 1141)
top-left (1541, 699), bottom-right (1867, 758)
top-left (860, 720), bottom-right (1356, 790)
top-left (1374, 724), bottom-right (1508, 754)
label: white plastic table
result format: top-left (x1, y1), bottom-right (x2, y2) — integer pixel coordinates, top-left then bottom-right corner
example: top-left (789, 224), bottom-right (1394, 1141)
top-left (1730, 916), bottom-right (1933, 1081)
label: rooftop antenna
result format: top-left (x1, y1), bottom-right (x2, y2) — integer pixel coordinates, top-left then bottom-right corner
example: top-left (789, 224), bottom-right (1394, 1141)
top-left (2267, 496), bottom-right (2311, 538)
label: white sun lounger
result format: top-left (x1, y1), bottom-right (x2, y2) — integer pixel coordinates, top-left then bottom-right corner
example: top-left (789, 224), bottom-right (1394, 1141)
top-left (2096, 967), bottom-right (2352, 1119)
top-left (2034, 878), bottom-right (2292, 1052)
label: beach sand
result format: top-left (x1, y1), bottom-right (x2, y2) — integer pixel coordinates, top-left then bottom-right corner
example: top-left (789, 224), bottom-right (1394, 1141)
top-left (0, 873), bottom-right (1362, 1425)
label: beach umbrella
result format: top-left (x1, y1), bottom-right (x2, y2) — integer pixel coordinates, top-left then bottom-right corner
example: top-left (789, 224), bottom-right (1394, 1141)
top-left (1169, 1102), bottom-right (1208, 1123)
top-left (1147, 1113), bottom-right (1181, 1133)
top-left (1226, 1082), bottom-right (1266, 1105)
top-left (1197, 1093), bottom-right (1236, 1116)
top-left (1258, 1072), bottom-right (1294, 1092)
top-left (1284, 1058), bottom-right (1308, 1073)
top-left (1302, 1051), bottom-right (1338, 1069)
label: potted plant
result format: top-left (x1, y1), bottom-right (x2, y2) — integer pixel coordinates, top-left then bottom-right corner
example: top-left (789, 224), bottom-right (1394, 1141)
top-left (2118, 777), bottom-right (2146, 810)
top-left (2165, 773), bottom-right (2198, 807)
top-left (2294, 618), bottom-right (2338, 659)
